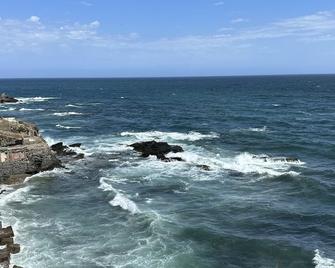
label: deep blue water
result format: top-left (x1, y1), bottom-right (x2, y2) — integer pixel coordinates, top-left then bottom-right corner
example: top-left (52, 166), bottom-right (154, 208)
top-left (0, 75), bottom-right (335, 267)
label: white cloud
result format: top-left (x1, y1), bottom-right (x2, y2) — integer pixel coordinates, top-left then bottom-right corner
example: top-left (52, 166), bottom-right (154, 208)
top-left (89, 20), bottom-right (100, 28)
top-left (213, 1), bottom-right (224, 6)
top-left (28, 16), bottom-right (40, 23)
top-left (231, 18), bottom-right (249, 24)
top-left (80, 1), bottom-right (93, 7)
top-left (0, 10), bottom-right (334, 55)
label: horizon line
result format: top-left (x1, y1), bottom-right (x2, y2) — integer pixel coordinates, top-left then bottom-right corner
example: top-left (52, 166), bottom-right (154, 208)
top-left (0, 73), bottom-right (334, 80)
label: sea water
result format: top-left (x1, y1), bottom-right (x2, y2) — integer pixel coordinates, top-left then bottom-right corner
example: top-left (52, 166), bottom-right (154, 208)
top-left (0, 76), bottom-right (334, 267)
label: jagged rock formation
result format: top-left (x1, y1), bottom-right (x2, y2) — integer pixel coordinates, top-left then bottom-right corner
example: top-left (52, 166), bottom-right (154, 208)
top-left (0, 93), bottom-right (18, 104)
top-left (0, 117), bottom-right (61, 184)
top-left (129, 141), bottom-right (184, 162)
top-left (51, 142), bottom-right (84, 160)
top-left (0, 222), bottom-right (21, 268)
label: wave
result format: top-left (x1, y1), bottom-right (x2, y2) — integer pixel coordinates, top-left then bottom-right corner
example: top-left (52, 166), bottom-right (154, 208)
top-left (17, 97), bottom-right (57, 104)
top-left (222, 152), bottom-right (302, 178)
top-left (120, 131), bottom-right (219, 141)
top-left (53, 112), bottom-right (83, 116)
top-left (19, 108), bottom-right (45, 111)
top-left (314, 249), bottom-right (335, 268)
top-left (99, 177), bottom-right (140, 215)
top-left (109, 193), bottom-right (140, 215)
top-left (248, 126), bottom-right (267, 132)
top-left (0, 107), bottom-right (16, 111)
top-left (56, 124), bottom-right (81, 129)
top-left (66, 104), bottom-right (82, 108)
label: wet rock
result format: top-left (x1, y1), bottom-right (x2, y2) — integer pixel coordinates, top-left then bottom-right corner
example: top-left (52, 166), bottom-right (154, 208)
top-left (196, 164), bottom-right (211, 171)
top-left (0, 223), bottom-right (21, 268)
top-left (129, 141), bottom-right (184, 161)
top-left (69, 143), bottom-right (81, 148)
top-left (51, 142), bottom-right (84, 161)
top-left (0, 93), bottom-right (18, 103)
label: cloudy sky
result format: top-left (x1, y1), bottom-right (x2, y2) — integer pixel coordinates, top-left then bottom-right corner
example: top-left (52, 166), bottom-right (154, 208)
top-left (1, 0), bottom-right (335, 77)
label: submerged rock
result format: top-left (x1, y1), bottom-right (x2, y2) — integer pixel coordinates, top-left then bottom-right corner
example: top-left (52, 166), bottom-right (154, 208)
top-left (0, 117), bottom-right (61, 184)
top-left (0, 93), bottom-right (18, 103)
top-left (129, 141), bottom-right (184, 161)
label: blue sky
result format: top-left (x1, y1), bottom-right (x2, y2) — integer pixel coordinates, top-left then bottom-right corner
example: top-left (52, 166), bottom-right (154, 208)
top-left (0, 0), bottom-right (335, 77)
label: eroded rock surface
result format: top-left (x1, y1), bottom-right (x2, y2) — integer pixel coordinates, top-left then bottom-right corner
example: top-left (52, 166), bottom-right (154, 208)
top-left (0, 117), bottom-right (61, 184)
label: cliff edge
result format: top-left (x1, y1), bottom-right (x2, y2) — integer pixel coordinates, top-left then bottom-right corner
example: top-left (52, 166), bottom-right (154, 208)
top-left (0, 117), bottom-right (61, 185)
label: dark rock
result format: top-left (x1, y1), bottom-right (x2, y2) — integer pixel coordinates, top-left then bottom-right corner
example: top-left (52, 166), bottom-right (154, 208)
top-left (51, 142), bottom-right (84, 161)
top-left (69, 143), bottom-right (81, 148)
top-left (196, 164), bottom-right (211, 171)
top-left (0, 93), bottom-right (18, 103)
top-left (129, 141), bottom-right (183, 161)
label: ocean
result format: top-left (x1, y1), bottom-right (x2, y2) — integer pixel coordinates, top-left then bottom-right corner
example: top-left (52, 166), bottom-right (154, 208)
top-left (0, 75), bottom-right (334, 268)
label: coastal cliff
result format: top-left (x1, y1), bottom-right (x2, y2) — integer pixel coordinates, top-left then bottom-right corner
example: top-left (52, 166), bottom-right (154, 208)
top-left (0, 117), bottom-right (61, 185)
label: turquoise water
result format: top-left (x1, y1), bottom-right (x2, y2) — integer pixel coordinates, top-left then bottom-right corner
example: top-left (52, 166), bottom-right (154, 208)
top-left (0, 76), bottom-right (334, 267)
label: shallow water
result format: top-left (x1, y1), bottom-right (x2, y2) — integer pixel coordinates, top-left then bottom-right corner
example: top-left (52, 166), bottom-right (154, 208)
top-left (0, 76), bottom-right (334, 267)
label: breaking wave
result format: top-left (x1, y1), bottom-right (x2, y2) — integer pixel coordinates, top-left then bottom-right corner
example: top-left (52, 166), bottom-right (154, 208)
top-left (53, 112), bottom-right (83, 116)
top-left (17, 97), bottom-right (57, 104)
top-left (56, 124), bottom-right (81, 129)
top-left (99, 177), bottom-right (140, 214)
top-left (314, 249), bottom-right (335, 268)
top-left (221, 152), bottom-right (303, 177)
top-left (120, 131), bottom-right (219, 141)
top-left (19, 108), bottom-right (45, 111)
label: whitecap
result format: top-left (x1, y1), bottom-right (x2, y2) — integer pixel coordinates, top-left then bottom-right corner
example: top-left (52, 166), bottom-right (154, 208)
top-left (248, 126), bottom-right (267, 132)
top-left (19, 108), bottom-right (45, 111)
top-left (222, 152), bottom-right (303, 178)
top-left (314, 249), bottom-right (335, 268)
top-left (66, 104), bottom-right (82, 108)
top-left (99, 177), bottom-right (140, 214)
top-left (53, 112), bottom-right (83, 116)
top-left (121, 130), bottom-right (219, 141)
top-left (0, 107), bottom-right (16, 111)
top-left (109, 193), bottom-right (140, 215)
top-left (17, 97), bottom-right (57, 104)
top-left (56, 124), bottom-right (81, 129)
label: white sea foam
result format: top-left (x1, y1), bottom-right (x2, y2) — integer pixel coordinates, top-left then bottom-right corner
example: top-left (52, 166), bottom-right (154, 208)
top-left (222, 152), bottom-right (302, 177)
top-left (56, 124), bottom-right (81, 129)
top-left (53, 112), bottom-right (83, 116)
top-left (17, 97), bottom-right (57, 104)
top-left (66, 104), bottom-right (82, 108)
top-left (248, 126), bottom-right (267, 132)
top-left (0, 107), bottom-right (16, 111)
top-left (314, 250), bottom-right (335, 268)
top-left (109, 193), bottom-right (140, 215)
top-left (121, 131), bottom-right (219, 141)
top-left (19, 108), bottom-right (45, 111)
top-left (99, 177), bottom-right (140, 214)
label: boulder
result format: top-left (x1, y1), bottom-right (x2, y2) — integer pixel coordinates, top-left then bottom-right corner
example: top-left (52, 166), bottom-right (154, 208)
top-left (0, 93), bottom-right (18, 103)
top-left (129, 141), bottom-right (184, 161)
top-left (51, 142), bottom-right (84, 160)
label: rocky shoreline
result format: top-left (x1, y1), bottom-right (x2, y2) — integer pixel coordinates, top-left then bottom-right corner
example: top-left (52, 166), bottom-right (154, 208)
top-left (0, 115), bottom-right (85, 267)
top-left (0, 222), bottom-right (21, 268)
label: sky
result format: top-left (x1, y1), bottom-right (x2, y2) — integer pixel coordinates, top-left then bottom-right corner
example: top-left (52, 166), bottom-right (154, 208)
top-left (0, 0), bottom-right (335, 78)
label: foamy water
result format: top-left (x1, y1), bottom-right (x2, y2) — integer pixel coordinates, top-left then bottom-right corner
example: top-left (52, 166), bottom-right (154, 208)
top-left (0, 76), bottom-right (334, 267)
